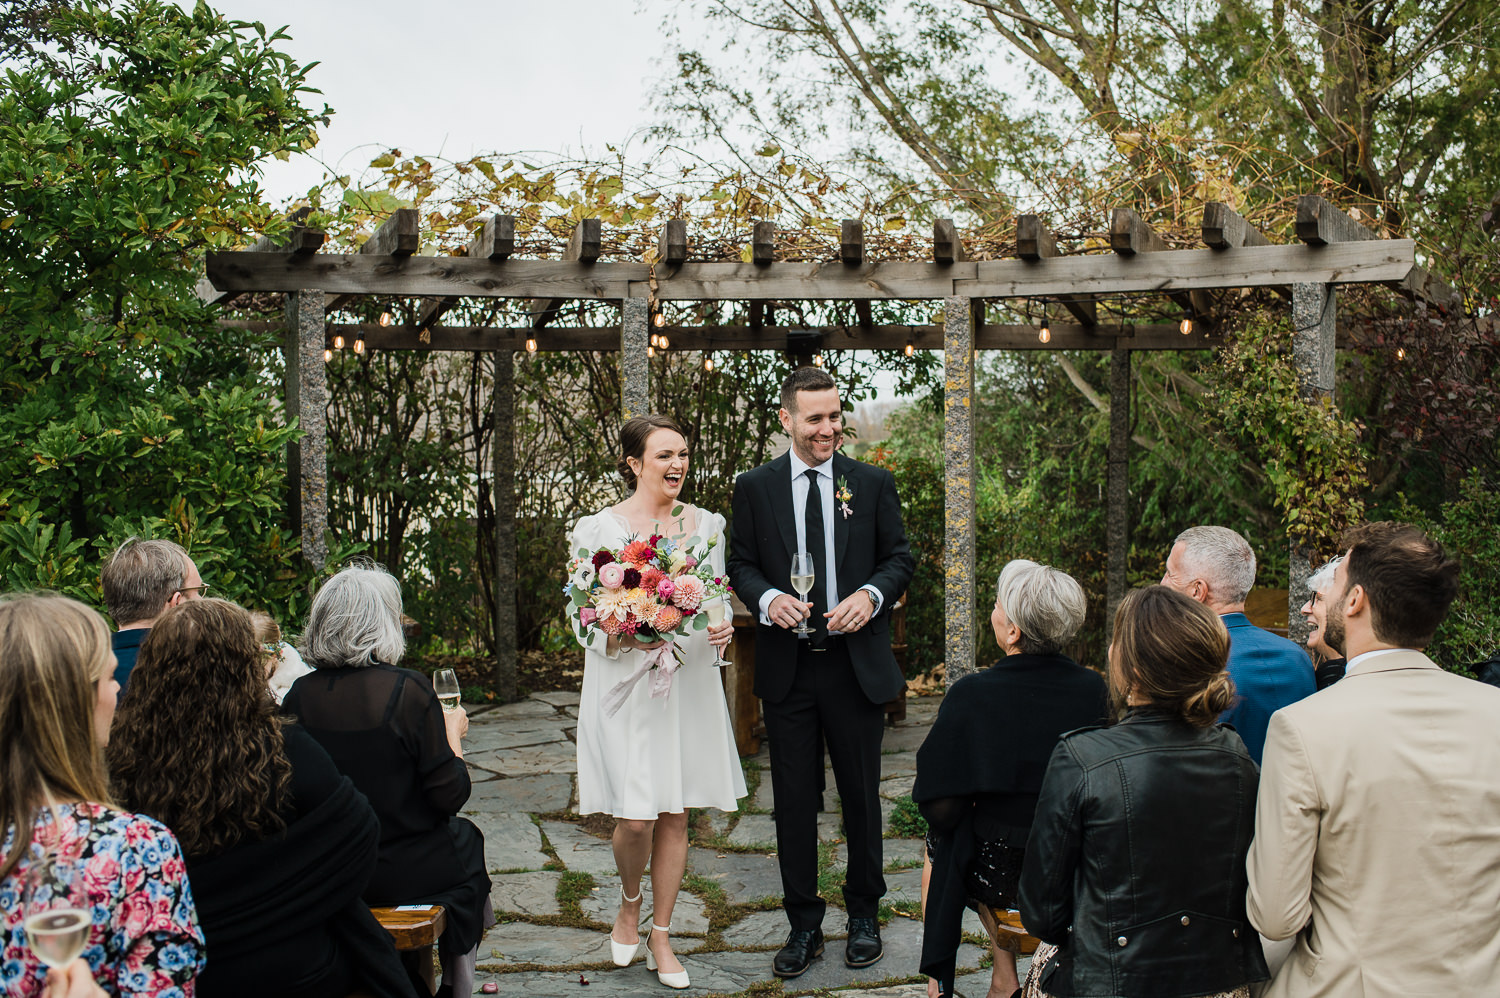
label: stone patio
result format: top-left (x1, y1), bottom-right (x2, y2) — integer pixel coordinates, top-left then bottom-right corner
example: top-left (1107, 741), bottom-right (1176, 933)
top-left (460, 690), bottom-right (1018, 997)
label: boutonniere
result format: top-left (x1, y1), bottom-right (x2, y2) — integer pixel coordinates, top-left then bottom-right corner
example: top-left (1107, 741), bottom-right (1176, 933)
top-left (836, 476), bottom-right (854, 519)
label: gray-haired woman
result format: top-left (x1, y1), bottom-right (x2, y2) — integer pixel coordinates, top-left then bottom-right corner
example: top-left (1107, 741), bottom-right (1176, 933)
top-left (914, 560), bottom-right (1111, 998)
top-left (283, 564), bottom-right (491, 998)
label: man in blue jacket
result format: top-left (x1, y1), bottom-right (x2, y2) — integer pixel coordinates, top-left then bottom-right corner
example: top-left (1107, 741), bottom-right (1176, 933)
top-left (101, 537), bottom-right (206, 690)
top-left (1162, 525), bottom-right (1314, 763)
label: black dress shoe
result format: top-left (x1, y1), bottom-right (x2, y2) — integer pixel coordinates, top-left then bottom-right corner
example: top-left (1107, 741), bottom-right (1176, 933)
top-left (844, 916), bottom-right (883, 968)
top-left (773, 928), bottom-right (825, 978)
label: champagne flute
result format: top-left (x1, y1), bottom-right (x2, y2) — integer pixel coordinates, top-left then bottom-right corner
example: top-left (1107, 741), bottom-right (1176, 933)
top-left (433, 668), bottom-right (461, 713)
top-left (24, 847), bottom-right (90, 970)
top-left (789, 553), bottom-right (816, 636)
top-left (705, 596), bottom-right (731, 667)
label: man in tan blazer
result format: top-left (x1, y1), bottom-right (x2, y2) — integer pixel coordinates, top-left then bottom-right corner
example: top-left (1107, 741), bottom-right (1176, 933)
top-left (1246, 522), bottom-right (1500, 997)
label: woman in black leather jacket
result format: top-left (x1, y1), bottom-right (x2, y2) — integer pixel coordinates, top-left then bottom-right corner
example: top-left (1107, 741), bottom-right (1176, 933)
top-left (1017, 586), bottom-right (1269, 998)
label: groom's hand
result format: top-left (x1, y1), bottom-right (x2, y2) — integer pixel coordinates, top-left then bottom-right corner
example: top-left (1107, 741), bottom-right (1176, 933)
top-left (768, 593), bottom-right (811, 629)
top-left (826, 591), bottom-right (876, 633)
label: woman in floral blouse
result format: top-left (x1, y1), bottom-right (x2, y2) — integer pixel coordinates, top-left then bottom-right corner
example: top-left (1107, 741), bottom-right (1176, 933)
top-left (0, 595), bottom-right (204, 997)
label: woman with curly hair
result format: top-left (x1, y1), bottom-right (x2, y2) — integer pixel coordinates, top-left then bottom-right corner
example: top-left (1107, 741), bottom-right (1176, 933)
top-left (1017, 586), bottom-right (1268, 998)
top-left (107, 599), bottom-right (413, 998)
top-left (0, 594), bottom-right (204, 997)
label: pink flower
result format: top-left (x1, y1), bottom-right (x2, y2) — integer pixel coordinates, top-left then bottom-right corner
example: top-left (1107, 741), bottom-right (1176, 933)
top-left (598, 615), bottom-right (623, 635)
top-left (672, 575), bottom-right (706, 611)
top-left (653, 604), bottom-right (684, 631)
top-left (684, 556), bottom-right (698, 570)
top-left (656, 578), bottom-right (676, 600)
top-left (579, 607), bottom-right (598, 626)
top-left (598, 562), bottom-right (625, 589)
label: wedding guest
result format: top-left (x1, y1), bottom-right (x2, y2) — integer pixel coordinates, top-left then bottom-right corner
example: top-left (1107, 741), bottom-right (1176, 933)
top-left (1298, 557), bottom-right (1346, 690)
top-left (250, 610), bottom-right (313, 704)
top-left (283, 565), bottom-right (490, 998)
top-left (99, 537), bottom-right (206, 691)
top-left (0, 594), bottom-right (204, 996)
top-left (568, 414), bottom-right (744, 989)
top-left (915, 560), bottom-right (1110, 998)
top-left (108, 599), bottom-right (414, 998)
top-left (1018, 586), bottom-right (1268, 998)
top-left (1161, 525), bottom-right (1313, 762)
top-left (1248, 523), bottom-right (1500, 997)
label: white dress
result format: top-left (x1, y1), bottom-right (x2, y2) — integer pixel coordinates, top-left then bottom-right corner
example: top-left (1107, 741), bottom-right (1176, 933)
top-left (570, 507), bottom-right (747, 819)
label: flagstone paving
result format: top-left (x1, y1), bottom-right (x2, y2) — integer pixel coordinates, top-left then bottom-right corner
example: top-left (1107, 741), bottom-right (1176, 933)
top-left (461, 691), bottom-right (1021, 997)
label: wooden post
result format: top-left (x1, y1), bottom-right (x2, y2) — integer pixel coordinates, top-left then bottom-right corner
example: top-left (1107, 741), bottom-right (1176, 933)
top-left (1288, 280), bottom-right (1337, 645)
top-left (944, 296), bottom-right (978, 682)
top-left (284, 290), bottom-right (328, 571)
top-left (620, 297), bottom-right (650, 418)
top-left (1106, 347), bottom-right (1131, 634)
top-left (492, 348), bottom-right (518, 701)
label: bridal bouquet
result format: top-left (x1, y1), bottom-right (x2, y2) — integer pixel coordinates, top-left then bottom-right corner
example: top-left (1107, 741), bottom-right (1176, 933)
top-left (566, 516), bottom-right (732, 715)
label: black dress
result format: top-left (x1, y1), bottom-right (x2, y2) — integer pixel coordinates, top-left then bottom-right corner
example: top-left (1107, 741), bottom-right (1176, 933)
top-left (186, 724), bottom-right (415, 998)
top-left (283, 663), bottom-right (491, 964)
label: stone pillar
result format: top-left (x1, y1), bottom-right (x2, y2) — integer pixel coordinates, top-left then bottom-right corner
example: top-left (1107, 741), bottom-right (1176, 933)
top-left (1288, 283), bottom-right (1338, 644)
top-left (620, 297), bottom-right (650, 418)
top-left (492, 348), bottom-right (518, 701)
top-left (1106, 346), bottom-right (1131, 636)
top-left (943, 296), bottom-right (978, 683)
top-left (284, 290), bottom-right (328, 571)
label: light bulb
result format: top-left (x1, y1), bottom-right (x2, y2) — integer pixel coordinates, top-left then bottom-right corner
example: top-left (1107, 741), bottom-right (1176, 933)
top-left (1038, 322), bottom-right (1051, 344)
top-left (323, 348), bottom-right (332, 362)
top-left (1396, 347), bottom-right (1406, 360)
top-left (904, 341), bottom-right (915, 357)
top-left (1180, 316), bottom-right (1194, 335)
top-left (650, 333), bottom-right (660, 348)
top-left (813, 353), bottom-right (824, 367)
top-left (379, 311), bottom-right (392, 327)
top-left (704, 355), bottom-right (714, 372)
top-left (525, 337), bottom-right (538, 354)
top-left (653, 312), bottom-right (666, 328)
top-left (658, 335), bottom-right (669, 350)
top-left (648, 345), bottom-right (656, 358)
top-left (333, 335), bottom-right (345, 349)
top-left (353, 338), bottom-right (365, 355)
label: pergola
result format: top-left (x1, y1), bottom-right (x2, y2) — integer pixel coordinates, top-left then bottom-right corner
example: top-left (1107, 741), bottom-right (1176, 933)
top-left (203, 195), bottom-right (1450, 694)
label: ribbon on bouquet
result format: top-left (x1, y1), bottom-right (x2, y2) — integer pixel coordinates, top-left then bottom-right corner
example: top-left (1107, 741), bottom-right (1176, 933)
top-left (601, 641), bottom-right (679, 718)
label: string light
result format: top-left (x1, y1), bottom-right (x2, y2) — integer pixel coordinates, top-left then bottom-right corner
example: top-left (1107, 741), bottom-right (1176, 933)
top-left (1396, 347), bottom-right (1406, 360)
top-left (650, 333), bottom-right (660, 348)
top-left (353, 338), bottom-right (365, 355)
top-left (904, 340), bottom-right (915, 357)
top-left (648, 345), bottom-right (656, 358)
top-left (1180, 316), bottom-right (1194, 335)
top-left (333, 335), bottom-right (345, 350)
top-left (653, 312), bottom-right (666, 328)
top-left (812, 353), bottom-right (824, 367)
top-left (704, 354), bottom-right (714, 372)
top-left (378, 312), bottom-right (392, 327)
top-left (658, 334), bottom-right (669, 350)
top-left (323, 348), bottom-right (333, 362)
top-left (525, 337), bottom-right (538, 354)
top-left (1038, 319), bottom-right (1051, 344)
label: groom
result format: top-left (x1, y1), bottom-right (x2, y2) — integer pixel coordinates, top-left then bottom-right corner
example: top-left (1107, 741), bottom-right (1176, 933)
top-left (729, 366), bottom-right (914, 978)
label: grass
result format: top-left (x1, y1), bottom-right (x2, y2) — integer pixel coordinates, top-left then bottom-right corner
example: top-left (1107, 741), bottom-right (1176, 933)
top-left (886, 795), bottom-right (929, 838)
top-left (555, 870), bottom-right (596, 918)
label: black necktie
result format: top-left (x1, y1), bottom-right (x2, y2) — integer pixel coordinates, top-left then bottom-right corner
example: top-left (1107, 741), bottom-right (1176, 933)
top-left (804, 469), bottom-right (827, 640)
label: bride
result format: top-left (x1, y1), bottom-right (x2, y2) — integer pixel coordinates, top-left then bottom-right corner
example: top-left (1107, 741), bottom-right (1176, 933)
top-left (569, 414), bottom-right (747, 989)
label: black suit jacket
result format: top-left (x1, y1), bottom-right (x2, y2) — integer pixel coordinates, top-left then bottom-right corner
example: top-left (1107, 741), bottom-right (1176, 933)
top-left (728, 451), bottom-right (914, 705)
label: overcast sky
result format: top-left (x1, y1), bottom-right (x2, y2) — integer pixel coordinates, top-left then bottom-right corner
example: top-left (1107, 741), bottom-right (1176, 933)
top-left (213, 0), bottom-right (687, 203)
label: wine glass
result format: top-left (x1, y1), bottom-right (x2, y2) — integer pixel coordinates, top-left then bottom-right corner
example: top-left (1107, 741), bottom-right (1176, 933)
top-left (23, 846), bottom-right (90, 971)
top-left (433, 668), bottom-right (461, 713)
top-left (704, 596), bottom-right (731, 667)
top-left (789, 553), bottom-right (816, 637)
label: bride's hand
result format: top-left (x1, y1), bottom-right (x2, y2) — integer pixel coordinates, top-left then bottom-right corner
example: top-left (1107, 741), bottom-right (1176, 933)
top-left (707, 619), bottom-right (734, 649)
top-left (617, 633), bottom-right (667, 652)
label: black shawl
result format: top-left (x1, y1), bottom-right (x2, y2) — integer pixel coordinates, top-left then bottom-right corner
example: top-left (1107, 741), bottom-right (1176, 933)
top-left (914, 653), bottom-right (1109, 992)
top-left (186, 776), bottom-right (416, 998)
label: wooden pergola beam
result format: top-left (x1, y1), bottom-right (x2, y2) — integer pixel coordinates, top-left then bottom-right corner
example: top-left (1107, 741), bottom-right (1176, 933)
top-left (1111, 207), bottom-right (1205, 318)
top-left (933, 219), bottom-right (965, 264)
top-left (658, 219), bottom-right (688, 267)
top-left (208, 240), bottom-right (1415, 301)
top-left (197, 210), bottom-right (325, 305)
top-left (531, 218), bottom-right (602, 329)
top-left (1016, 214), bottom-right (1097, 326)
top-left (469, 214), bottom-right (515, 260)
top-left (1296, 195), bottom-right (1377, 245)
top-left (841, 220), bottom-right (864, 265)
top-left (1202, 203), bottom-right (1271, 249)
top-left (327, 208), bottom-right (421, 313)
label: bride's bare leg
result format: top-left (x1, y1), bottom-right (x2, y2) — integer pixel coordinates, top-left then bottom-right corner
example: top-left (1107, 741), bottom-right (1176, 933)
top-left (975, 905), bottom-right (1020, 997)
top-left (613, 817), bottom-right (655, 944)
top-left (646, 810), bottom-right (689, 974)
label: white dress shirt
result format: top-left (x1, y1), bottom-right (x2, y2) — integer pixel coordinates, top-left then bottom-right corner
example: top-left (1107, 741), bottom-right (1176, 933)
top-left (758, 451), bottom-right (884, 633)
top-left (1342, 647), bottom-right (1407, 676)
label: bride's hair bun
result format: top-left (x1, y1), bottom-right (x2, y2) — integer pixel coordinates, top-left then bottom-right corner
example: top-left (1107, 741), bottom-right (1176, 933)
top-left (619, 414), bottom-right (685, 493)
top-left (1110, 585), bottom-right (1235, 728)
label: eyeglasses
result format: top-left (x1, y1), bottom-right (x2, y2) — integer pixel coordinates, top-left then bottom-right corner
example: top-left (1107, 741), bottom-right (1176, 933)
top-left (175, 585), bottom-right (212, 599)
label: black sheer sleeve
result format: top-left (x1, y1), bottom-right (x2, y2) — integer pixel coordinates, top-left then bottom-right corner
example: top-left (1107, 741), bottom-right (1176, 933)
top-left (390, 671), bottom-right (471, 815)
top-left (919, 795), bottom-right (972, 834)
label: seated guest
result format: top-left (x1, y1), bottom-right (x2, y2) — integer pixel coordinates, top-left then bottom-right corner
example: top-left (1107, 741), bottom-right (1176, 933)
top-left (916, 560), bottom-right (1110, 998)
top-left (107, 599), bottom-right (414, 998)
top-left (250, 610), bottom-right (313, 704)
top-left (99, 538), bottom-right (206, 691)
top-left (284, 565), bottom-right (491, 998)
top-left (1298, 557), bottom-right (1346, 690)
top-left (0, 594), bottom-right (204, 996)
top-left (1018, 586), bottom-right (1268, 998)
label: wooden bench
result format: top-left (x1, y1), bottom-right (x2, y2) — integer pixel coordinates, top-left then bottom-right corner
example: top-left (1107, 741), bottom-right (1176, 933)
top-left (978, 905), bottom-right (1041, 956)
top-left (371, 905), bottom-right (446, 996)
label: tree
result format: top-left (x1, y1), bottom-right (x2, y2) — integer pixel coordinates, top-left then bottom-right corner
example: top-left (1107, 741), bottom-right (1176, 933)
top-left (0, 1), bottom-right (331, 614)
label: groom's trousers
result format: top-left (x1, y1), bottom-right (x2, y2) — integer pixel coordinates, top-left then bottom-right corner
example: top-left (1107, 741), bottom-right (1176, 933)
top-left (762, 638), bottom-right (886, 930)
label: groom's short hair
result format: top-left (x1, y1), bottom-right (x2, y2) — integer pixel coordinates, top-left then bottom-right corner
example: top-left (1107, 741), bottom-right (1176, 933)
top-left (780, 367), bottom-right (837, 413)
